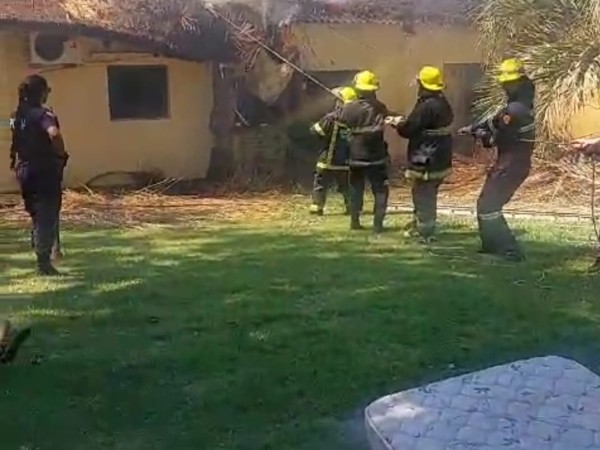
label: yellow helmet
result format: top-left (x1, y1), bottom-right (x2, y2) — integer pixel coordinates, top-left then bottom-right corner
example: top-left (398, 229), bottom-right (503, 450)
top-left (353, 70), bottom-right (380, 92)
top-left (497, 58), bottom-right (525, 83)
top-left (417, 66), bottom-right (445, 91)
top-left (332, 86), bottom-right (358, 104)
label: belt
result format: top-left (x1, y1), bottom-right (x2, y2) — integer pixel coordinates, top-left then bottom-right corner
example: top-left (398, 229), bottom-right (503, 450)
top-left (316, 162), bottom-right (349, 171)
top-left (423, 126), bottom-right (452, 136)
top-left (405, 168), bottom-right (451, 181)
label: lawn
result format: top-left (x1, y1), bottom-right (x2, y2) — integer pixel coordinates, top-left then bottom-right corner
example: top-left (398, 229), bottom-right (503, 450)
top-left (1, 200), bottom-right (600, 450)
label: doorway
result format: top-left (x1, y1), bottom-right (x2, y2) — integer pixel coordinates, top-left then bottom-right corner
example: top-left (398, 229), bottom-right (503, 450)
top-left (444, 63), bottom-right (484, 158)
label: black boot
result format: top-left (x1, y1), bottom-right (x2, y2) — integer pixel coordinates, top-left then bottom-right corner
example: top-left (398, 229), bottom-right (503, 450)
top-left (373, 216), bottom-right (385, 234)
top-left (350, 215), bottom-right (363, 230)
top-left (0, 320), bottom-right (11, 353)
top-left (36, 253), bottom-right (60, 276)
top-left (502, 247), bottom-right (526, 263)
top-left (1, 327), bottom-right (32, 364)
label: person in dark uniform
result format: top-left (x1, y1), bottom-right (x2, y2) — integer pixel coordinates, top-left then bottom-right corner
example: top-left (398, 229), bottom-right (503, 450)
top-left (458, 58), bottom-right (535, 261)
top-left (10, 125), bottom-right (63, 261)
top-left (573, 136), bottom-right (600, 270)
top-left (10, 74), bottom-right (68, 275)
top-left (396, 66), bottom-right (454, 241)
top-left (309, 86), bottom-right (357, 216)
top-left (338, 70), bottom-right (396, 233)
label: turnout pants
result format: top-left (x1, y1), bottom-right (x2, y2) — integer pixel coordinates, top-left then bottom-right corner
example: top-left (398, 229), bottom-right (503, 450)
top-left (311, 167), bottom-right (351, 212)
top-left (477, 164), bottom-right (529, 254)
top-left (409, 178), bottom-right (443, 238)
top-left (349, 163), bottom-right (389, 231)
top-left (17, 164), bottom-right (63, 265)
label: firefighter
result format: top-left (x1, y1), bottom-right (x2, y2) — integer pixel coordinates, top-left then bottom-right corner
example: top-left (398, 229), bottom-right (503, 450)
top-left (11, 74), bottom-right (68, 275)
top-left (338, 70), bottom-right (394, 233)
top-left (458, 58), bottom-right (535, 261)
top-left (309, 86), bottom-right (357, 216)
top-left (0, 320), bottom-right (31, 365)
top-left (396, 66), bottom-right (453, 241)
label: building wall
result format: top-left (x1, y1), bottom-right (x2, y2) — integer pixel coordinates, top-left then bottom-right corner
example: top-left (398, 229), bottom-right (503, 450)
top-left (290, 23), bottom-right (482, 160)
top-left (0, 31), bottom-right (213, 192)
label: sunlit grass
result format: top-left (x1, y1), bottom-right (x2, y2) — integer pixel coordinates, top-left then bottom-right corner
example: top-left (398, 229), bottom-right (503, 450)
top-left (1, 205), bottom-right (600, 449)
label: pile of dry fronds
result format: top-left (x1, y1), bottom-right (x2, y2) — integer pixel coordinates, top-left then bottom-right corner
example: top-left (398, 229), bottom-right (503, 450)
top-left (61, 0), bottom-right (231, 60)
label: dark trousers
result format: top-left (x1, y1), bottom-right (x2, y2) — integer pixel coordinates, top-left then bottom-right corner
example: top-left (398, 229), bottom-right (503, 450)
top-left (17, 164), bottom-right (63, 262)
top-left (349, 163), bottom-right (389, 230)
top-left (312, 168), bottom-right (350, 211)
top-left (477, 165), bottom-right (529, 254)
top-left (410, 179), bottom-right (443, 237)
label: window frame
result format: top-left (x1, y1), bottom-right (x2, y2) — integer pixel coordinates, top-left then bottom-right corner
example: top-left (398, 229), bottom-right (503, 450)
top-left (106, 64), bottom-right (171, 121)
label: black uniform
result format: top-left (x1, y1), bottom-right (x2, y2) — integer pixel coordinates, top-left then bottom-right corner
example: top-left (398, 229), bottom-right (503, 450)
top-left (11, 113), bottom-right (62, 259)
top-left (396, 89), bottom-right (454, 238)
top-left (11, 105), bottom-right (67, 270)
top-left (470, 77), bottom-right (535, 259)
top-left (338, 94), bottom-right (390, 232)
top-left (309, 111), bottom-right (351, 214)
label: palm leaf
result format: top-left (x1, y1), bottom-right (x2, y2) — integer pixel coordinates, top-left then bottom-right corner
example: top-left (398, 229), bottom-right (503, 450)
top-left (473, 0), bottom-right (600, 155)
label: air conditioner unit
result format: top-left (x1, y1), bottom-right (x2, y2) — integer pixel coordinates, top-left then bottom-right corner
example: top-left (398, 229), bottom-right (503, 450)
top-left (29, 32), bottom-right (82, 66)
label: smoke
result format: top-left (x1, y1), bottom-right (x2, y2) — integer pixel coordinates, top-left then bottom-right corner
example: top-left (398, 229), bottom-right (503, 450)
top-left (206, 0), bottom-right (353, 25)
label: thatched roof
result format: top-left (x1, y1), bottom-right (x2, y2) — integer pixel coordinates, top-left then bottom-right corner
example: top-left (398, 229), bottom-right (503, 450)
top-left (289, 0), bottom-right (474, 25)
top-left (0, 0), bottom-right (234, 61)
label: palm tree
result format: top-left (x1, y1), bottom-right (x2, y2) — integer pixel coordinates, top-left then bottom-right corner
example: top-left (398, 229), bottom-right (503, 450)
top-left (472, 0), bottom-right (600, 155)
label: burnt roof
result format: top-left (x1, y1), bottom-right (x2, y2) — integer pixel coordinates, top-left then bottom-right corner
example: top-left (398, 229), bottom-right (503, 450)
top-left (0, 0), bottom-right (234, 61)
top-left (291, 0), bottom-right (473, 25)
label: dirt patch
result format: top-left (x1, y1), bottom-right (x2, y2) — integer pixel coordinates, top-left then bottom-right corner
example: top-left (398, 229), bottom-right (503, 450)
top-left (0, 159), bottom-right (595, 228)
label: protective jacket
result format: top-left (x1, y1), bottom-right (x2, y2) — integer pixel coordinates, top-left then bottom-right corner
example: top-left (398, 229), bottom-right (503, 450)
top-left (474, 77), bottom-right (535, 172)
top-left (338, 95), bottom-right (390, 166)
top-left (11, 106), bottom-right (68, 172)
top-left (310, 111), bottom-right (350, 170)
top-left (396, 90), bottom-right (454, 179)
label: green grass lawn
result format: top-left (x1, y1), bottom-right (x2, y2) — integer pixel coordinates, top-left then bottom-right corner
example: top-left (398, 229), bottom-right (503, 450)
top-left (1, 203), bottom-right (600, 450)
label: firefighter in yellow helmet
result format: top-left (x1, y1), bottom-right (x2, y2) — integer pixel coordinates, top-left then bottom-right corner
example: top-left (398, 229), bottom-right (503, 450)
top-left (337, 70), bottom-right (395, 233)
top-left (309, 86), bottom-right (358, 215)
top-left (396, 66), bottom-right (454, 242)
top-left (458, 58), bottom-right (535, 261)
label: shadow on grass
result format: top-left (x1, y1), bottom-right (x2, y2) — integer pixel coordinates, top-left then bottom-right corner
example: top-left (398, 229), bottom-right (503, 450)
top-left (0, 218), bottom-right (599, 450)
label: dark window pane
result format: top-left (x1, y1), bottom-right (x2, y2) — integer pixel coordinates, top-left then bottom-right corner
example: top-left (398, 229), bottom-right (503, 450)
top-left (107, 66), bottom-right (169, 120)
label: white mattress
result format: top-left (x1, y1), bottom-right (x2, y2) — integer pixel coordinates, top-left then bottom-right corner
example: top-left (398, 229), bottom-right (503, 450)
top-left (365, 356), bottom-right (600, 449)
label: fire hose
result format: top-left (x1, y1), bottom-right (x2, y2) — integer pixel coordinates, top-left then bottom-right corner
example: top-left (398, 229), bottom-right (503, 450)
top-left (207, 5), bottom-right (600, 255)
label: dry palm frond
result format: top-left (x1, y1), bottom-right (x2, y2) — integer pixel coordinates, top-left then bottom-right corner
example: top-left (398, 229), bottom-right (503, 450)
top-left (473, 0), bottom-right (600, 156)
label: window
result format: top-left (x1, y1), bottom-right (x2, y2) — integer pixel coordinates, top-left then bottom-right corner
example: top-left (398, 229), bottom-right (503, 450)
top-left (107, 65), bottom-right (169, 120)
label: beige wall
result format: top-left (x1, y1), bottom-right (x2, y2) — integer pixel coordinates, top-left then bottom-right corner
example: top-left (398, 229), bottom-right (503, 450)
top-left (571, 102), bottom-right (600, 139)
top-left (290, 23), bottom-right (482, 159)
top-left (0, 31), bottom-right (213, 192)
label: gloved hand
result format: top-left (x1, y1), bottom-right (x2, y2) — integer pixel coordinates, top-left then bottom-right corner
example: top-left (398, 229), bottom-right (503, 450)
top-left (385, 115), bottom-right (406, 127)
top-left (572, 137), bottom-right (600, 156)
top-left (457, 126), bottom-right (472, 136)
